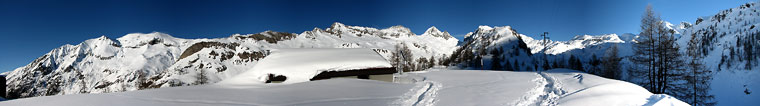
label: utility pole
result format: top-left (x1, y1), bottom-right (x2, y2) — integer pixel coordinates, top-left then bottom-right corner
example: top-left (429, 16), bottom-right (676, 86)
top-left (541, 32), bottom-right (549, 47)
top-left (541, 32), bottom-right (549, 71)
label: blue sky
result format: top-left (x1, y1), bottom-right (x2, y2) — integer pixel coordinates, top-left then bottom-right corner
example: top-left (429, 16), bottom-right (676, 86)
top-left (0, 0), bottom-right (754, 72)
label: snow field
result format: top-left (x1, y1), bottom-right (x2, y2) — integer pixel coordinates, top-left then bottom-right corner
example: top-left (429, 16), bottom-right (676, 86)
top-left (0, 69), bottom-right (688, 106)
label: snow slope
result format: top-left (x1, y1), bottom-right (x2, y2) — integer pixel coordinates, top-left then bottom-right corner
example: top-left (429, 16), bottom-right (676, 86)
top-left (544, 69), bottom-right (687, 106)
top-left (673, 2), bottom-right (760, 105)
top-left (0, 69), bottom-right (687, 106)
top-left (219, 48), bottom-right (393, 85)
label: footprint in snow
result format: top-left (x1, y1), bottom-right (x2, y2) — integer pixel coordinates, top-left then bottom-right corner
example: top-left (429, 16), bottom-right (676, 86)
top-left (573, 74), bottom-right (583, 83)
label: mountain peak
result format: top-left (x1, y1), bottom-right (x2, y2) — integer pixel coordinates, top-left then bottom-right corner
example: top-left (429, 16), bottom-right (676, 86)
top-left (677, 21), bottom-right (692, 29)
top-left (381, 25), bottom-right (413, 35)
top-left (386, 25), bottom-right (410, 31)
top-left (330, 22), bottom-right (347, 29)
top-left (118, 32), bottom-right (173, 39)
top-left (387, 25), bottom-right (410, 31)
top-left (477, 26), bottom-right (494, 31)
top-left (463, 32), bottom-right (474, 38)
top-left (389, 25), bottom-right (407, 29)
top-left (422, 26), bottom-right (454, 40)
top-left (312, 27), bottom-right (324, 32)
top-left (83, 35), bottom-right (118, 46)
top-left (117, 32), bottom-right (181, 47)
top-left (97, 35), bottom-right (109, 40)
top-left (425, 26), bottom-right (441, 34)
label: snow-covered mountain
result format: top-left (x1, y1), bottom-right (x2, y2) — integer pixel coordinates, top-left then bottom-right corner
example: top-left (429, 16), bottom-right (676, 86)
top-left (674, 2), bottom-right (760, 105)
top-left (3, 22), bottom-right (458, 99)
top-left (682, 2), bottom-right (760, 71)
top-left (445, 26), bottom-right (534, 70)
top-left (445, 24), bottom-right (631, 74)
top-left (522, 34), bottom-right (625, 55)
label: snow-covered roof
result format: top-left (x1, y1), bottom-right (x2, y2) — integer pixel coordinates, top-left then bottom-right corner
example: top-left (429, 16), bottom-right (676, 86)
top-left (219, 48), bottom-right (393, 85)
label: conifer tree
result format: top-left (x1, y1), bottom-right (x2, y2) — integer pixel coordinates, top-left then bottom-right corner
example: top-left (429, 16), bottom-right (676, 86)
top-left (630, 5), bottom-right (687, 97)
top-left (193, 71), bottom-right (208, 85)
top-left (685, 33), bottom-right (716, 106)
top-left (490, 49), bottom-right (503, 70)
top-left (504, 60), bottom-right (514, 71)
top-left (602, 44), bottom-right (621, 79)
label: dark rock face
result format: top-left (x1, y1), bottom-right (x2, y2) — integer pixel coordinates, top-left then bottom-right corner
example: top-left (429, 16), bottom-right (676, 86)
top-left (1, 75), bottom-right (6, 98)
top-left (234, 31), bottom-right (298, 44)
top-left (179, 42), bottom-right (240, 60)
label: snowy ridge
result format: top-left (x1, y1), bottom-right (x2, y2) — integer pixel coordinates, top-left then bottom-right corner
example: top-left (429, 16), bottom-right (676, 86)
top-left (446, 25), bottom-right (631, 73)
top-left (663, 21), bottom-right (690, 35)
top-left (4, 22), bottom-right (458, 99)
top-left (421, 26), bottom-right (454, 40)
top-left (522, 34), bottom-right (625, 55)
top-left (117, 32), bottom-right (186, 47)
top-left (4, 32), bottom-right (193, 98)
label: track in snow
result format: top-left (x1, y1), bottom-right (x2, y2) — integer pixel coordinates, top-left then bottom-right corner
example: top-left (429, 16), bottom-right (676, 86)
top-left (395, 76), bottom-right (441, 106)
top-left (537, 72), bottom-right (566, 106)
top-left (514, 72), bottom-right (566, 106)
